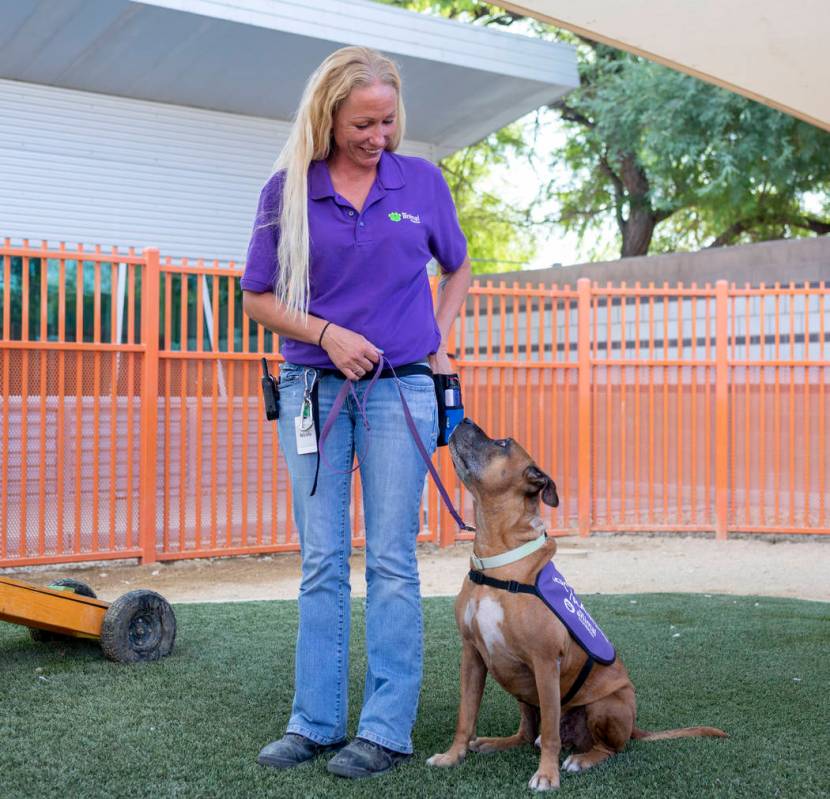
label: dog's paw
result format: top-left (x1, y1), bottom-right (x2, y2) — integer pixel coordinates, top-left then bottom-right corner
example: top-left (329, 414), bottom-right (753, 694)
top-left (528, 769), bottom-right (560, 791)
top-left (534, 734), bottom-right (541, 749)
top-left (426, 750), bottom-right (465, 768)
top-left (468, 736), bottom-right (501, 753)
top-left (562, 749), bottom-right (612, 772)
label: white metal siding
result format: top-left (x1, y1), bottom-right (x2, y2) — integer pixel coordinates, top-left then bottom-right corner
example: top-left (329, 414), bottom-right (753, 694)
top-left (0, 78), bottom-right (436, 263)
top-left (135, 0), bottom-right (579, 84)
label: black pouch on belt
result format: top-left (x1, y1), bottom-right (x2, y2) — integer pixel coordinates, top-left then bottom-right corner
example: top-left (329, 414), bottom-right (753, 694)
top-left (433, 373), bottom-right (464, 447)
top-left (260, 358), bottom-right (280, 420)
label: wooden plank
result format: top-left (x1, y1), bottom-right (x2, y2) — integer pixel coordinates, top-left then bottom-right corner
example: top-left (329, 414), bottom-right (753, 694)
top-left (0, 577), bottom-right (108, 638)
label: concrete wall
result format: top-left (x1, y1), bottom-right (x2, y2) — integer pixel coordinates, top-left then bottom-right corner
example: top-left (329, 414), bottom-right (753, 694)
top-left (488, 236), bottom-right (830, 287)
top-left (461, 236), bottom-right (830, 362)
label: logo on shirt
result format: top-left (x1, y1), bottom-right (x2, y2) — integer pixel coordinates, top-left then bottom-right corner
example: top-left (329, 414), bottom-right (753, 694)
top-left (388, 211), bottom-right (421, 224)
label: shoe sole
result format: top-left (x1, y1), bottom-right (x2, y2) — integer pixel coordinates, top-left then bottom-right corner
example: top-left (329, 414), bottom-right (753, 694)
top-left (327, 763), bottom-right (395, 779)
top-left (257, 755), bottom-right (315, 769)
top-left (327, 756), bottom-right (410, 779)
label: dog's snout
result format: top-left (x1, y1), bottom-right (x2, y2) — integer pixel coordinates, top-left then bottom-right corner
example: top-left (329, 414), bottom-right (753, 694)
top-left (450, 418), bottom-right (482, 445)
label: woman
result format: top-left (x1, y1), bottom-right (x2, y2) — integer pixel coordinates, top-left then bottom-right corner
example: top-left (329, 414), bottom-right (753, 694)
top-left (241, 46), bottom-right (472, 779)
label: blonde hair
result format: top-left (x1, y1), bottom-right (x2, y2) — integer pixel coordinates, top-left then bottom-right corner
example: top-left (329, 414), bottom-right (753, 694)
top-left (273, 46), bottom-right (406, 315)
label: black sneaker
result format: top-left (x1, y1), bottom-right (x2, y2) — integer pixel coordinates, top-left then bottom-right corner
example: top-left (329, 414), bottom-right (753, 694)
top-left (326, 737), bottom-right (411, 778)
top-left (257, 733), bottom-right (347, 769)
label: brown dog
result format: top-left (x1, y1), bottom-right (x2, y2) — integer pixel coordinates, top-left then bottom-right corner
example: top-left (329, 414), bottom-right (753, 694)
top-left (427, 419), bottom-right (726, 791)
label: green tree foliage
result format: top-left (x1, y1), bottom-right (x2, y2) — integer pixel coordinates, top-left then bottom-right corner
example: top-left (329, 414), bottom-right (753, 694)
top-left (553, 42), bottom-right (830, 256)
top-left (378, 1), bottom-right (541, 271)
top-left (378, 0), bottom-right (830, 258)
top-left (440, 124), bottom-right (537, 272)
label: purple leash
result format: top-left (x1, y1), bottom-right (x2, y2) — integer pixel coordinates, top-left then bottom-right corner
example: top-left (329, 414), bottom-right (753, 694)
top-left (316, 364), bottom-right (382, 476)
top-left (316, 356), bottom-right (474, 532)
top-left (391, 372), bottom-right (475, 532)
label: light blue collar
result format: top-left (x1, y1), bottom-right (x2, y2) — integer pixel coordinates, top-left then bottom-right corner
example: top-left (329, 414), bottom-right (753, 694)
top-left (470, 532), bottom-right (547, 571)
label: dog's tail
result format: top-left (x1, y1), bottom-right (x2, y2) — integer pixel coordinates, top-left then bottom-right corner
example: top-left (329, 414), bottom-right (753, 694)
top-left (632, 726), bottom-right (727, 741)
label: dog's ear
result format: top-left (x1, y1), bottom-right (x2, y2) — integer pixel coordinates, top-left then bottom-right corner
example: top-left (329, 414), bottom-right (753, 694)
top-left (524, 465), bottom-right (559, 508)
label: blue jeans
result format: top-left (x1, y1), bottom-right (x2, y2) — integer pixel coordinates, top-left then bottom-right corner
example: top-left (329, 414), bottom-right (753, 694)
top-left (276, 362), bottom-right (437, 754)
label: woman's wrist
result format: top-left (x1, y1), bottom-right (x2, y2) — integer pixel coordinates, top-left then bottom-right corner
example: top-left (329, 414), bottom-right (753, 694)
top-left (318, 321), bottom-right (332, 348)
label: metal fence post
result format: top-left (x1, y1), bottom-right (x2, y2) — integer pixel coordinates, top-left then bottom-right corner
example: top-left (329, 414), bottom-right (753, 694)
top-left (139, 248), bottom-right (161, 563)
top-left (714, 280), bottom-right (729, 540)
top-left (439, 292), bottom-right (458, 548)
top-left (577, 278), bottom-right (592, 537)
top-left (428, 275), bottom-right (451, 546)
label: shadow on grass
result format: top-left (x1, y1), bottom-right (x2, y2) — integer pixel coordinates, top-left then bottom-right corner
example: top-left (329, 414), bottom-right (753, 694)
top-left (1, 594), bottom-right (827, 798)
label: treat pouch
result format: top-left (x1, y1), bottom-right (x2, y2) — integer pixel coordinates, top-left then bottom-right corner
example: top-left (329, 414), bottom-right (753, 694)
top-left (433, 373), bottom-right (464, 447)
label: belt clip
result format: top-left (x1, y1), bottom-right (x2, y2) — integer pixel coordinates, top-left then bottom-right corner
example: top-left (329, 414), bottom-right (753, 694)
top-left (506, 580), bottom-right (521, 593)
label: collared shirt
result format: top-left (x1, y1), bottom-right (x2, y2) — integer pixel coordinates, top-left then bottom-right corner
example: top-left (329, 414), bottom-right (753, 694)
top-left (241, 150), bottom-right (467, 369)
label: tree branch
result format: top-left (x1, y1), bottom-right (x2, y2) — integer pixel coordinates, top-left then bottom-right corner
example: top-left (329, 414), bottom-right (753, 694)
top-left (479, 11), bottom-right (524, 26)
top-left (653, 206), bottom-right (679, 224)
top-left (796, 215), bottom-right (830, 235)
top-left (597, 152), bottom-right (626, 229)
top-left (556, 205), bottom-right (615, 221)
top-left (575, 34), bottom-right (600, 49)
top-left (709, 212), bottom-right (830, 247)
top-left (551, 101), bottom-right (595, 129)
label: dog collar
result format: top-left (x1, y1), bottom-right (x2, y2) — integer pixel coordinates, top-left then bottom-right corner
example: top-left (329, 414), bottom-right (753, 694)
top-left (470, 532), bottom-right (547, 571)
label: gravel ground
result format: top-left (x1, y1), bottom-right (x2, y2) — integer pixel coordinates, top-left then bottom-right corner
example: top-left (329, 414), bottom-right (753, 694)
top-left (5, 534), bottom-right (828, 604)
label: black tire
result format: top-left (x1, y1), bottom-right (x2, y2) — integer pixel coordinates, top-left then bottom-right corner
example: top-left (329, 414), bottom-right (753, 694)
top-left (29, 578), bottom-right (98, 643)
top-left (46, 577), bottom-right (97, 598)
top-left (100, 589), bottom-right (176, 663)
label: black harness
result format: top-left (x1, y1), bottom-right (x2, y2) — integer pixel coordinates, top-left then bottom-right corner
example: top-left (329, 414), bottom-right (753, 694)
top-left (468, 569), bottom-right (596, 707)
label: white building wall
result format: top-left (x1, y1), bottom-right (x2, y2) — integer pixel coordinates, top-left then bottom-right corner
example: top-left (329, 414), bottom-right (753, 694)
top-left (0, 78), bottom-right (436, 263)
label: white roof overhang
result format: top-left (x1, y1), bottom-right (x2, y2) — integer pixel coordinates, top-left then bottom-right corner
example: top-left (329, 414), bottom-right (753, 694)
top-left (0, 0), bottom-right (579, 156)
top-left (503, 1), bottom-right (830, 132)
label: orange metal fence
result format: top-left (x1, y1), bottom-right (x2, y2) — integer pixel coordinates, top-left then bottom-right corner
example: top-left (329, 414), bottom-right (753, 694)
top-left (1, 240), bottom-right (828, 567)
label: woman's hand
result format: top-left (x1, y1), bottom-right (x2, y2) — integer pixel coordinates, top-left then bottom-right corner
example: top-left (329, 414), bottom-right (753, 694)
top-left (428, 346), bottom-right (453, 375)
top-left (321, 323), bottom-right (381, 381)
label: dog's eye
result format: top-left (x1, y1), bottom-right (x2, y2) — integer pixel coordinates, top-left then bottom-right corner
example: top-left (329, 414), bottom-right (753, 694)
top-left (495, 439), bottom-right (510, 448)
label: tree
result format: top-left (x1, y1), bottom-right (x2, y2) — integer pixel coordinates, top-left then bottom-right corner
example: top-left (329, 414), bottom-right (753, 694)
top-left (439, 124), bottom-right (538, 272)
top-left (378, 0), bottom-right (830, 258)
top-left (552, 43), bottom-right (830, 256)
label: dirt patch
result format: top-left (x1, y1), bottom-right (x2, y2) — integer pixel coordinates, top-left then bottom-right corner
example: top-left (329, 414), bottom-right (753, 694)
top-left (5, 534), bottom-right (827, 604)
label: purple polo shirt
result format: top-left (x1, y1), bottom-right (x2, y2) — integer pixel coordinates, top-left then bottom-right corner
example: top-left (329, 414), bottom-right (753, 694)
top-left (241, 151), bottom-right (467, 369)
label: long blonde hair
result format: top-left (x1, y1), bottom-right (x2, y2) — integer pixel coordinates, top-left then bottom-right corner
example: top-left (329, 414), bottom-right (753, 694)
top-left (273, 46), bottom-right (406, 315)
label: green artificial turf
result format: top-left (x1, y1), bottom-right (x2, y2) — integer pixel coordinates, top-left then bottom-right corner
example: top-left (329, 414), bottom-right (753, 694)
top-left (1, 593), bottom-right (828, 798)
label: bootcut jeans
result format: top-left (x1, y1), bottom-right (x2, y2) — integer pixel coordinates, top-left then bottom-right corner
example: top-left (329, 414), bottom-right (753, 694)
top-left (276, 361), bottom-right (438, 754)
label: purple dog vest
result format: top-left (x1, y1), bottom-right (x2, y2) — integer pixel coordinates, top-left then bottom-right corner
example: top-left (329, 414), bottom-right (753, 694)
top-left (535, 561), bottom-right (616, 665)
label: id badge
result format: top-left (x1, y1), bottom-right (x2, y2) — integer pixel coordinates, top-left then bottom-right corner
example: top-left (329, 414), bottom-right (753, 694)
top-left (294, 398), bottom-right (317, 455)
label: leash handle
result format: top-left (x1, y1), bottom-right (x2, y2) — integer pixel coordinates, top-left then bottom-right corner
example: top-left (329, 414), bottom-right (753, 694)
top-left (316, 365), bottom-right (381, 477)
top-left (313, 356), bottom-right (474, 531)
